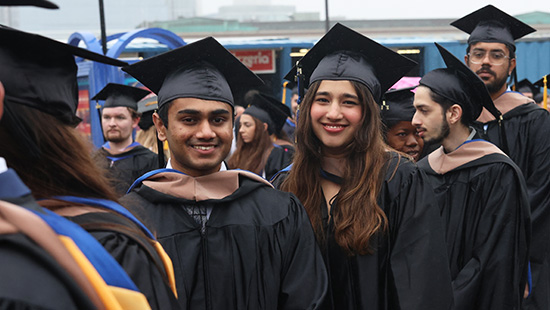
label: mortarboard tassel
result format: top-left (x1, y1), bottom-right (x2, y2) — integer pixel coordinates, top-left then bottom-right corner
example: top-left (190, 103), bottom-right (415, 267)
top-left (543, 75), bottom-right (547, 110)
top-left (281, 81), bottom-right (289, 104)
top-left (511, 69), bottom-right (518, 92)
top-left (294, 62), bottom-right (305, 144)
top-left (296, 62), bottom-right (305, 106)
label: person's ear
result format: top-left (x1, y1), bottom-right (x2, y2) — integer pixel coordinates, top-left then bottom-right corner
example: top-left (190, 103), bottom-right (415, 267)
top-left (132, 116), bottom-right (141, 129)
top-left (152, 112), bottom-right (167, 141)
top-left (509, 58), bottom-right (517, 76)
top-left (447, 104), bottom-right (463, 125)
top-left (264, 123), bottom-right (268, 131)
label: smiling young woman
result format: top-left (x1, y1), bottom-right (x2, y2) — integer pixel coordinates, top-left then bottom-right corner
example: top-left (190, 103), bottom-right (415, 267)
top-left (273, 23), bottom-right (453, 310)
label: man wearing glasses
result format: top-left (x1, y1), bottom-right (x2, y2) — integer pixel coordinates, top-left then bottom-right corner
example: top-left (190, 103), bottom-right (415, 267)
top-left (453, 5), bottom-right (550, 310)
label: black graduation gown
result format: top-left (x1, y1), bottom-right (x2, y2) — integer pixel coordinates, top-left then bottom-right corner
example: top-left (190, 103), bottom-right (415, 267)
top-left (0, 169), bottom-right (96, 310)
top-left (0, 222), bottom-right (97, 310)
top-left (264, 144), bottom-right (294, 181)
top-left (473, 93), bottom-right (550, 310)
top-left (40, 199), bottom-right (181, 310)
top-left (273, 152), bottom-right (454, 310)
top-left (121, 169), bottom-right (328, 310)
top-left (69, 212), bottom-right (182, 310)
top-left (93, 144), bottom-right (158, 196)
top-left (418, 140), bottom-right (530, 310)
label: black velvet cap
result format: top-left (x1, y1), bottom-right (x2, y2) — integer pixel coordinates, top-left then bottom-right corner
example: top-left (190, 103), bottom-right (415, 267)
top-left (284, 23), bottom-right (417, 103)
top-left (0, 26), bottom-right (128, 125)
top-left (243, 93), bottom-right (291, 135)
top-left (419, 43), bottom-right (499, 123)
top-left (136, 94), bottom-right (158, 130)
top-left (92, 83), bottom-right (150, 110)
top-left (516, 79), bottom-right (538, 94)
top-left (451, 5), bottom-right (535, 51)
top-left (137, 93), bottom-right (158, 114)
top-left (122, 37), bottom-right (264, 109)
top-left (533, 75), bottom-right (549, 89)
top-left (0, 0), bottom-right (58, 9)
top-left (381, 87), bottom-right (416, 125)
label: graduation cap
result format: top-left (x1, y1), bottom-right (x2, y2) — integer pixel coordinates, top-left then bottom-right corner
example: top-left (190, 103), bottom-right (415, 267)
top-left (122, 37), bottom-right (264, 109)
top-left (451, 5), bottom-right (536, 51)
top-left (137, 93), bottom-right (158, 114)
top-left (380, 87), bottom-right (416, 125)
top-left (243, 92), bottom-right (291, 135)
top-left (92, 83), bottom-right (150, 110)
top-left (0, 26), bottom-right (128, 125)
top-left (515, 79), bottom-right (537, 95)
top-left (284, 23), bottom-right (417, 104)
top-left (419, 43), bottom-right (499, 123)
top-left (533, 74), bottom-right (549, 89)
top-left (137, 94), bottom-right (158, 130)
top-left (0, 0), bottom-right (58, 9)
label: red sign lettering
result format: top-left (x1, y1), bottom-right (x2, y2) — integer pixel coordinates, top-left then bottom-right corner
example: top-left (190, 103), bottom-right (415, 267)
top-left (231, 49), bottom-right (275, 74)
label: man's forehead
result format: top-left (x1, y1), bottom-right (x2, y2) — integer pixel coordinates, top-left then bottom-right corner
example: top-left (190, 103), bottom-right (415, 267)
top-left (413, 101), bottom-right (430, 108)
top-left (471, 42), bottom-right (508, 52)
top-left (170, 97), bottom-right (232, 115)
top-left (102, 106), bottom-right (131, 115)
top-left (413, 88), bottom-right (435, 105)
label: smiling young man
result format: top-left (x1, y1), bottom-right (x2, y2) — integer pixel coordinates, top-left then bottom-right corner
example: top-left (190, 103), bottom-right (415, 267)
top-left (120, 37), bottom-right (328, 310)
top-left (453, 6), bottom-right (550, 308)
top-left (413, 44), bottom-right (530, 310)
top-left (91, 83), bottom-right (158, 196)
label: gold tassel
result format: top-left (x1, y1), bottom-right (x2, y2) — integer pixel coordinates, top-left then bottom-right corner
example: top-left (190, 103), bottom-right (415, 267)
top-left (281, 81), bottom-right (289, 104)
top-left (543, 75), bottom-right (547, 110)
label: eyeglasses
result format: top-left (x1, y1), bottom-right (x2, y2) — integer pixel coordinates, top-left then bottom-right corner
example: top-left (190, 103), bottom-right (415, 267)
top-left (467, 50), bottom-right (510, 65)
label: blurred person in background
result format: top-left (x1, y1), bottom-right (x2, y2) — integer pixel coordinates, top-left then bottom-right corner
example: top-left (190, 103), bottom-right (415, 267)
top-left (380, 87), bottom-right (424, 162)
top-left (228, 92), bottom-right (294, 180)
top-left (92, 83), bottom-right (158, 196)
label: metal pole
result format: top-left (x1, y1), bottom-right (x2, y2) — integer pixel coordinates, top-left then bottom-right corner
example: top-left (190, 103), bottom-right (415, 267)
top-left (324, 0), bottom-right (329, 32)
top-left (98, 0), bottom-right (107, 55)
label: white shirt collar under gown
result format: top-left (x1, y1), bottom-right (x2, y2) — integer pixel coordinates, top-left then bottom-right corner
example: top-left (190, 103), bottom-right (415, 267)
top-left (0, 157), bottom-right (7, 174)
top-left (165, 158), bottom-right (228, 171)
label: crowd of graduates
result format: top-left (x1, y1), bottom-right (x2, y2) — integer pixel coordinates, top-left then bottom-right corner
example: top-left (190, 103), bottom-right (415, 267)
top-left (2, 1), bottom-right (550, 310)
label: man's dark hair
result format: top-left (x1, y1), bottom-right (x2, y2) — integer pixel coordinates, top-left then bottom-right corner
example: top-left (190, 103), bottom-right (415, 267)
top-left (428, 89), bottom-right (472, 126)
top-left (129, 107), bottom-right (141, 120)
top-left (157, 102), bottom-right (172, 127)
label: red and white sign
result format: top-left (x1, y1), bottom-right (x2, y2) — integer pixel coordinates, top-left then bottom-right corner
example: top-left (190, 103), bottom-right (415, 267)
top-left (231, 49), bottom-right (276, 74)
top-left (76, 89), bottom-right (91, 137)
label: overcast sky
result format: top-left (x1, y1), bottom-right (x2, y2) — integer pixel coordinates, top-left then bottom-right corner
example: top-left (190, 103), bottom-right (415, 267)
top-left (200, 0), bottom-right (544, 20)
top-left (4, 0), bottom-right (545, 41)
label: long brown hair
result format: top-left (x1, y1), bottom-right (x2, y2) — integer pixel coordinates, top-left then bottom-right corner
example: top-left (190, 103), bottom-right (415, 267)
top-left (0, 102), bottom-right (118, 201)
top-left (280, 80), bottom-right (389, 256)
top-left (0, 102), bottom-right (176, 286)
top-left (227, 115), bottom-right (273, 174)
